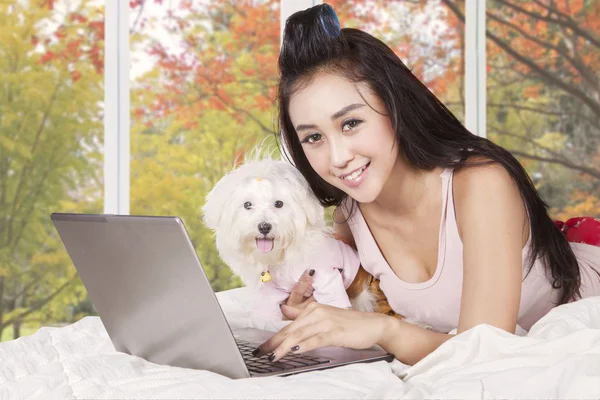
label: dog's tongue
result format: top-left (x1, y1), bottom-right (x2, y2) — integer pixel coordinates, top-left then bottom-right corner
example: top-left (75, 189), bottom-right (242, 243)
top-left (256, 238), bottom-right (274, 252)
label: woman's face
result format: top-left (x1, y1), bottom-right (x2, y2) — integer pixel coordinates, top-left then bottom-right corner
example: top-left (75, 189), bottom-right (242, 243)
top-left (288, 72), bottom-right (399, 204)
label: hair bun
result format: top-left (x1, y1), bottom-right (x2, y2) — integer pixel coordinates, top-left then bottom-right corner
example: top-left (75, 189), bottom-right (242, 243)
top-left (317, 4), bottom-right (341, 37)
top-left (279, 3), bottom-right (343, 76)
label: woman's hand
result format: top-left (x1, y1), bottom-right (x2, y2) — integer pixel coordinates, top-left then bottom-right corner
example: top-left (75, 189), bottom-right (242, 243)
top-left (281, 269), bottom-right (317, 320)
top-left (255, 302), bottom-right (391, 362)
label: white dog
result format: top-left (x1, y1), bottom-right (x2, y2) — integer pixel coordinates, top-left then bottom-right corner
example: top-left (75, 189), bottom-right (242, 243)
top-left (202, 158), bottom-right (377, 322)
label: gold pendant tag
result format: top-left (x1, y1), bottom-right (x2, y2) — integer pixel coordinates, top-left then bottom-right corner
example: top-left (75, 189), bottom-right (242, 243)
top-left (260, 271), bottom-right (272, 283)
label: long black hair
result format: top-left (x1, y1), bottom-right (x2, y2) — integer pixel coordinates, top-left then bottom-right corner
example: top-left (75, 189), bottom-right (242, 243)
top-left (276, 4), bottom-right (581, 304)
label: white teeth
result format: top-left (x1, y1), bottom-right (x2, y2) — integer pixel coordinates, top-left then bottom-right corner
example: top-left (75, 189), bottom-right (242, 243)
top-left (342, 165), bottom-right (366, 181)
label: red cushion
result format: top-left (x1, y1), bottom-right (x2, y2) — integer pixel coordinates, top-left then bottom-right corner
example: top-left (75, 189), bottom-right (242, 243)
top-left (554, 217), bottom-right (600, 247)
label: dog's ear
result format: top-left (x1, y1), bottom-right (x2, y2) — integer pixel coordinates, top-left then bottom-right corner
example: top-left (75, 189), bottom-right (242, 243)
top-left (278, 161), bottom-right (324, 227)
top-left (202, 170), bottom-right (238, 230)
top-left (301, 195), bottom-right (324, 226)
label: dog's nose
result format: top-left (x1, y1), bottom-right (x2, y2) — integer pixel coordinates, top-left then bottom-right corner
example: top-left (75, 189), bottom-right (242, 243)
top-left (258, 222), bottom-right (272, 235)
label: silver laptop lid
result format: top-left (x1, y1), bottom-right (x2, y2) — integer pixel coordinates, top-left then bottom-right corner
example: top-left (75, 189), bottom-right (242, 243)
top-left (50, 213), bottom-right (250, 379)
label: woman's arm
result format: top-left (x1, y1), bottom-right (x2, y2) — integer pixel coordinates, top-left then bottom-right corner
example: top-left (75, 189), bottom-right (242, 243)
top-left (453, 162), bottom-right (527, 334)
top-left (259, 302), bottom-right (453, 365)
top-left (378, 317), bottom-right (452, 366)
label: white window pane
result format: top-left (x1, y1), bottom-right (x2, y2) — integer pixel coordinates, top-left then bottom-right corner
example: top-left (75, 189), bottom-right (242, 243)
top-left (129, 0), bottom-right (281, 291)
top-left (104, 0), bottom-right (130, 215)
top-left (332, 0), bottom-right (466, 122)
top-left (485, 1), bottom-right (600, 217)
top-left (0, 0), bottom-right (104, 341)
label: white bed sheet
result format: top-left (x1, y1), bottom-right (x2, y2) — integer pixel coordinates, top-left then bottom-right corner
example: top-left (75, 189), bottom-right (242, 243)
top-left (1, 288), bottom-right (599, 400)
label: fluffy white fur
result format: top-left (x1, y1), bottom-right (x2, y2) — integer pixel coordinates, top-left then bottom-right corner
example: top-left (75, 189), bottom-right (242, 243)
top-left (202, 157), bottom-right (376, 312)
top-left (203, 158), bottom-right (325, 287)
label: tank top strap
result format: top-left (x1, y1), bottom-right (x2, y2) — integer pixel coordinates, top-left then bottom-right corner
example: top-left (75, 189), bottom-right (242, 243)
top-left (440, 168), bottom-right (458, 235)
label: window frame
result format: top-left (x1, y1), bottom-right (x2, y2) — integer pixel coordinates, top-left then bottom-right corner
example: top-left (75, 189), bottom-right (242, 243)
top-left (465, 0), bottom-right (486, 138)
top-left (104, 0), bottom-right (130, 214)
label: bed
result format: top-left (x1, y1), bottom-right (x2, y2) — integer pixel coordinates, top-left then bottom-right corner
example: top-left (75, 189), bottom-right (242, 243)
top-left (1, 287), bottom-right (599, 399)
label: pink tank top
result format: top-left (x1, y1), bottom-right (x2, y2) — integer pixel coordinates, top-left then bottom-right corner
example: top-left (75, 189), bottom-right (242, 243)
top-left (341, 168), bottom-right (600, 333)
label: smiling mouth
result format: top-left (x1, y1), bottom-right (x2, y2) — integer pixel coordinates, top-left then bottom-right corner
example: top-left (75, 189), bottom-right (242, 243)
top-left (256, 237), bottom-right (274, 252)
top-left (339, 163), bottom-right (370, 181)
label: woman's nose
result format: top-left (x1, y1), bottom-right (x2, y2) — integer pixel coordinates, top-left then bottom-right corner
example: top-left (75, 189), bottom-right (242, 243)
top-left (329, 139), bottom-right (354, 169)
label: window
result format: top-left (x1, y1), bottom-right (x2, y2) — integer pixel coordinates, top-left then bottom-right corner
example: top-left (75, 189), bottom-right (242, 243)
top-left (129, 0), bottom-right (281, 291)
top-left (0, 0), bottom-right (104, 341)
top-left (484, 1), bottom-right (599, 219)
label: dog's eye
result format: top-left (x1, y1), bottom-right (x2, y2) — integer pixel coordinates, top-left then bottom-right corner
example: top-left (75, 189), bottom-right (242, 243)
top-left (244, 201), bottom-right (252, 209)
top-left (274, 201), bottom-right (283, 208)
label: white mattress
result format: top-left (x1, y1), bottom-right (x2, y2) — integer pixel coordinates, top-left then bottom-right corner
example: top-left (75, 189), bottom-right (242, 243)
top-left (1, 287), bottom-right (599, 399)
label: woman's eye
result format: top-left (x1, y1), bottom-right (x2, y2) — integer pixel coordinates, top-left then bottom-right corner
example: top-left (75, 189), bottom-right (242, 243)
top-left (274, 200), bottom-right (283, 208)
top-left (302, 133), bottom-right (322, 144)
top-left (244, 201), bottom-right (252, 209)
top-left (342, 119), bottom-right (363, 132)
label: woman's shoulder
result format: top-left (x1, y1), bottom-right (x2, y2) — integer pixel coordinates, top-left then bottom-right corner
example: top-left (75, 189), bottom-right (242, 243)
top-left (452, 157), bottom-right (515, 188)
top-left (452, 157), bottom-right (521, 204)
top-left (451, 157), bottom-right (529, 242)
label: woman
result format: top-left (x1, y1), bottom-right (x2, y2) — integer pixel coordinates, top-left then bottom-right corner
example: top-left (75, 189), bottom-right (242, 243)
top-left (253, 4), bottom-right (600, 366)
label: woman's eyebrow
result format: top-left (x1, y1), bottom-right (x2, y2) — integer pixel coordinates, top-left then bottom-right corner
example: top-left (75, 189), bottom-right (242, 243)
top-left (296, 123), bottom-right (317, 132)
top-left (331, 103), bottom-right (365, 120)
top-left (295, 103), bottom-right (366, 132)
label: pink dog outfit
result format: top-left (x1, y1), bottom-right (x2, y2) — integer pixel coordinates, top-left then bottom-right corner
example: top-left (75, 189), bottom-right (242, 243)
top-left (250, 236), bottom-right (361, 321)
top-left (341, 168), bottom-right (600, 333)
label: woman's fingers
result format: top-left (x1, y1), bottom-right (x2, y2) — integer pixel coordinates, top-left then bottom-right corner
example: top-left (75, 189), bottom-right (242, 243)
top-left (282, 296), bottom-right (315, 321)
top-left (286, 269), bottom-right (315, 307)
top-left (280, 302), bottom-right (308, 320)
top-left (254, 306), bottom-right (385, 362)
top-left (256, 303), bottom-right (321, 356)
top-left (271, 320), bottom-right (333, 362)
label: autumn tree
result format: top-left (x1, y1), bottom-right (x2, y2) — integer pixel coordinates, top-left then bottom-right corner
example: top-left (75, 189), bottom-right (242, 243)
top-left (128, 0), bottom-right (280, 291)
top-left (441, 0), bottom-right (599, 217)
top-left (0, 0), bottom-right (104, 340)
top-left (331, 0), bottom-right (466, 120)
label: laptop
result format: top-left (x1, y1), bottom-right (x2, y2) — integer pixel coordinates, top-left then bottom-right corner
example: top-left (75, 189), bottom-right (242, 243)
top-left (50, 213), bottom-right (394, 379)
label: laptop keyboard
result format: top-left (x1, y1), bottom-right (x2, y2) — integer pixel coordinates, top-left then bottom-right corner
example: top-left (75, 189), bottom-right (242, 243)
top-left (236, 339), bottom-right (331, 374)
